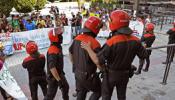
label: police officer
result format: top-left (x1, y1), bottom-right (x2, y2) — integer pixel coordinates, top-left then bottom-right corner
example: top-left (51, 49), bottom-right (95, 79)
top-left (81, 10), bottom-right (148, 100)
top-left (135, 23), bottom-right (156, 74)
top-left (22, 41), bottom-right (47, 100)
top-left (162, 22), bottom-right (175, 64)
top-left (69, 16), bottom-right (103, 100)
top-left (44, 27), bottom-right (69, 100)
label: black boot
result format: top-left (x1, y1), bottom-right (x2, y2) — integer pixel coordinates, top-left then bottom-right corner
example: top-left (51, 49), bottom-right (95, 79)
top-left (162, 61), bottom-right (172, 64)
top-left (135, 69), bottom-right (141, 75)
top-left (143, 68), bottom-right (148, 72)
top-left (162, 61), bottom-right (168, 64)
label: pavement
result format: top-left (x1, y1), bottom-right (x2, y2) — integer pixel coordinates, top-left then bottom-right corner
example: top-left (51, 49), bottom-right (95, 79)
top-left (1, 24), bottom-right (175, 100)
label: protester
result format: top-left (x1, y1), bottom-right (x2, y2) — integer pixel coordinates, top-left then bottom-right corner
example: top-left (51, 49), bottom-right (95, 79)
top-left (36, 16), bottom-right (46, 28)
top-left (61, 14), bottom-right (68, 26)
top-left (70, 14), bottom-right (76, 38)
top-left (75, 13), bottom-right (82, 35)
top-left (25, 19), bottom-right (36, 31)
top-left (0, 42), bottom-right (14, 100)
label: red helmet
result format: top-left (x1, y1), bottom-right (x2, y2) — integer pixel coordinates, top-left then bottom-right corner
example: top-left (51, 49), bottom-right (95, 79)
top-left (109, 10), bottom-right (130, 32)
top-left (26, 41), bottom-right (38, 54)
top-left (48, 27), bottom-right (63, 42)
top-left (146, 23), bottom-right (154, 31)
top-left (83, 16), bottom-right (102, 35)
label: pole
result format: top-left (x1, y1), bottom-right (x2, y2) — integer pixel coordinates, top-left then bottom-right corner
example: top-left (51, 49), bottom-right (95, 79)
top-left (161, 47), bottom-right (173, 85)
top-left (146, 43), bottom-right (175, 50)
top-left (133, 0), bottom-right (140, 17)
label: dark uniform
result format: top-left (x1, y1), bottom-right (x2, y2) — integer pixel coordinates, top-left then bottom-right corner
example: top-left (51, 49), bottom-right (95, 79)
top-left (44, 45), bottom-right (69, 100)
top-left (69, 34), bottom-right (101, 100)
top-left (137, 33), bottom-right (155, 72)
top-left (22, 54), bottom-right (47, 100)
top-left (164, 28), bottom-right (175, 63)
top-left (97, 33), bottom-right (147, 100)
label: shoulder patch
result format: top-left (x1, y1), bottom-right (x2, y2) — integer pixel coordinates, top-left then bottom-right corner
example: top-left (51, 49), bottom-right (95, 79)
top-left (106, 35), bottom-right (139, 46)
top-left (144, 33), bottom-right (155, 38)
top-left (171, 28), bottom-right (175, 31)
top-left (23, 56), bottom-right (34, 63)
top-left (48, 46), bottom-right (60, 54)
top-left (75, 34), bottom-right (101, 50)
top-left (39, 54), bottom-right (45, 59)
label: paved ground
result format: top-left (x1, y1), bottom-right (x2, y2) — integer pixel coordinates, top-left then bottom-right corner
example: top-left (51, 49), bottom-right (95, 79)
top-left (2, 50), bottom-right (175, 100)
top-left (1, 25), bottom-right (175, 100)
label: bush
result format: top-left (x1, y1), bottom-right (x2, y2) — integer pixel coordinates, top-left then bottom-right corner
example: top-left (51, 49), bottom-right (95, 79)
top-left (14, 0), bottom-right (36, 13)
top-left (0, 0), bottom-right (14, 16)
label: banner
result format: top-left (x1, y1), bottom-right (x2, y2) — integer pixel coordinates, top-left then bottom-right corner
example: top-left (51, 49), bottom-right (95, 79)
top-left (0, 62), bottom-right (27, 100)
top-left (11, 28), bottom-right (51, 52)
top-left (129, 20), bottom-right (144, 38)
top-left (97, 20), bottom-right (144, 38)
top-left (11, 27), bottom-right (72, 53)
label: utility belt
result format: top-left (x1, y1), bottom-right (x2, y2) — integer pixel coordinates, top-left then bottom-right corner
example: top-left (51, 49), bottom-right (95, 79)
top-left (75, 69), bottom-right (97, 81)
top-left (107, 68), bottom-right (129, 74)
top-left (105, 67), bottom-right (136, 78)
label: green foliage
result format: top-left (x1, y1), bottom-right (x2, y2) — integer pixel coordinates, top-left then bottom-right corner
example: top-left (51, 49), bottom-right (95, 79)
top-left (14, 0), bottom-right (36, 13)
top-left (0, 0), bottom-right (14, 16)
top-left (35, 0), bottom-right (47, 10)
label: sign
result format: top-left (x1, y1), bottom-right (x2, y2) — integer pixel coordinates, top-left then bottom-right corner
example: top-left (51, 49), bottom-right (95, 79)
top-left (11, 27), bottom-right (72, 53)
top-left (129, 20), bottom-right (144, 38)
top-left (0, 62), bottom-right (27, 100)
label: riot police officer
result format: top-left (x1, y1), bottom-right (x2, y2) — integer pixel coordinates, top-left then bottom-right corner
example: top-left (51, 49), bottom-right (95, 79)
top-left (81, 10), bottom-right (148, 100)
top-left (162, 22), bottom-right (175, 64)
top-left (22, 41), bottom-right (47, 100)
top-left (69, 16), bottom-right (103, 100)
top-left (44, 28), bottom-right (69, 100)
top-left (135, 23), bottom-right (156, 74)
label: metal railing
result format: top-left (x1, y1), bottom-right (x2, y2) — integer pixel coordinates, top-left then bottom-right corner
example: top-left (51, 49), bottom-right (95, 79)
top-left (146, 43), bottom-right (175, 85)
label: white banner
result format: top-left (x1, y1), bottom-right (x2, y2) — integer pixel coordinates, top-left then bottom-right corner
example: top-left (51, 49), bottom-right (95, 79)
top-left (11, 27), bottom-right (72, 53)
top-left (97, 20), bottom-right (144, 38)
top-left (0, 62), bottom-right (27, 100)
top-left (11, 28), bottom-right (51, 52)
top-left (129, 20), bottom-right (144, 38)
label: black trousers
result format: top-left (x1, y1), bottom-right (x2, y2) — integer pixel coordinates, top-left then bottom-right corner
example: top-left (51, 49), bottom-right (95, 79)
top-left (29, 76), bottom-right (47, 100)
top-left (44, 75), bottom-right (69, 100)
top-left (139, 55), bottom-right (150, 70)
top-left (102, 71), bottom-right (129, 100)
top-left (75, 72), bottom-right (101, 100)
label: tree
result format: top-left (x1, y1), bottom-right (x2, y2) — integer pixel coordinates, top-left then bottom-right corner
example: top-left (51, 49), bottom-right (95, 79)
top-left (0, 0), bottom-right (14, 16)
top-left (35, 0), bottom-right (47, 11)
top-left (14, 0), bottom-right (36, 13)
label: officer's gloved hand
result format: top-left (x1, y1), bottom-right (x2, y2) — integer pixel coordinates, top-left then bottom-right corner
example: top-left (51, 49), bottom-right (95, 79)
top-left (58, 80), bottom-right (64, 89)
